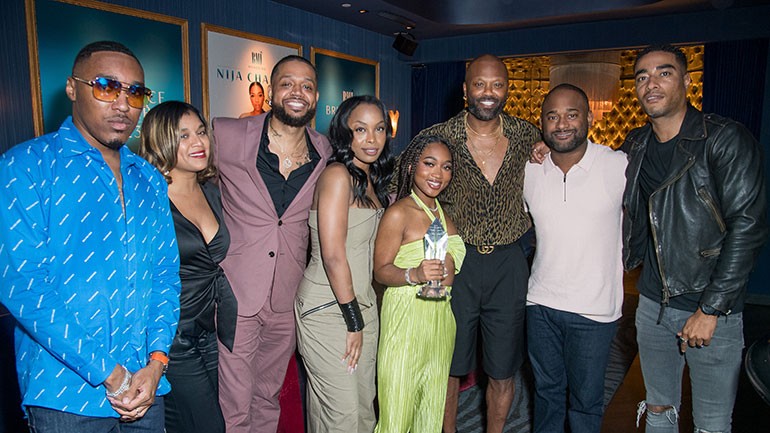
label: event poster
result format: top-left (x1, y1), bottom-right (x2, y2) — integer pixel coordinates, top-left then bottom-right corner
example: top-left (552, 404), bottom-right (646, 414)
top-left (312, 48), bottom-right (379, 135)
top-left (29, 0), bottom-right (189, 149)
top-left (203, 24), bottom-right (301, 121)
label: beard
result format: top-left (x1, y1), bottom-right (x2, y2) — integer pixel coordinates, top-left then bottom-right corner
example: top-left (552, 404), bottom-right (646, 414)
top-left (640, 102), bottom-right (670, 120)
top-left (103, 140), bottom-right (125, 151)
top-left (272, 102), bottom-right (316, 128)
top-left (467, 95), bottom-right (505, 121)
top-left (544, 127), bottom-right (588, 154)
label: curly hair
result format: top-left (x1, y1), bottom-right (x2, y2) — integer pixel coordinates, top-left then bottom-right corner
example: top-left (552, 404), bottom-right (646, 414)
top-left (327, 95), bottom-right (394, 209)
top-left (395, 134), bottom-right (451, 200)
top-left (138, 101), bottom-right (217, 184)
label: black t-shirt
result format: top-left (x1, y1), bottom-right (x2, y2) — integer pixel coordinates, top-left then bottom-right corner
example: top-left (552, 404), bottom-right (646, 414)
top-left (256, 114), bottom-right (321, 218)
top-left (637, 133), bottom-right (701, 311)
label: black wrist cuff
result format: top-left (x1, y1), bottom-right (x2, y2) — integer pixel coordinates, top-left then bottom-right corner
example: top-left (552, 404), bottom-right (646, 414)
top-left (339, 298), bottom-right (365, 332)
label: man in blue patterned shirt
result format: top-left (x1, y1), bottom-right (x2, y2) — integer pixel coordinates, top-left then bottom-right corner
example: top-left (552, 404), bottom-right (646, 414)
top-left (0, 41), bottom-right (180, 432)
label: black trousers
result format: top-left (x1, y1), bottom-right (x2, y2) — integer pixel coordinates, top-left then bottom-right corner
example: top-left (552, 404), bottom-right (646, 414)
top-left (165, 329), bottom-right (225, 433)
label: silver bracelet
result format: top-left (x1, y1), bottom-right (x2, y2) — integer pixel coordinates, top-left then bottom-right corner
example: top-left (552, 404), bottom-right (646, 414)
top-left (405, 267), bottom-right (417, 286)
top-left (105, 366), bottom-right (132, 398)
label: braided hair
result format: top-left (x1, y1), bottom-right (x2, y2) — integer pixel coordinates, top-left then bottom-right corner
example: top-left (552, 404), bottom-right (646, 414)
top-left (395, 134), bottom-right (451, 200)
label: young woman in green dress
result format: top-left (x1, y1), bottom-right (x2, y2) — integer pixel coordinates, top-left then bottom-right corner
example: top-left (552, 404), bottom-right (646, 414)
top-left (373, 135), bottom-right (466, 433)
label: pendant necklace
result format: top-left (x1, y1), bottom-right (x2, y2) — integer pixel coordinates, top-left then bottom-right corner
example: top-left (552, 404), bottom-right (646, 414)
top-left (467, 134), bottom-right (501, 168)
top-left (269, 121), bottom-right (309, 169)
top-left (465, 112), bottom-right (503, 168)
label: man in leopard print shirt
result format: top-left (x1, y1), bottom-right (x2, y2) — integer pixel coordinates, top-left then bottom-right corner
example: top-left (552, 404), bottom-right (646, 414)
top-left (407, 54), bottom-right (541, 433)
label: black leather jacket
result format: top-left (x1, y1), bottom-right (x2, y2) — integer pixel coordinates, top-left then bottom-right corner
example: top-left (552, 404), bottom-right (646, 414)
top-left (622, 104), bottom-right (768, 314)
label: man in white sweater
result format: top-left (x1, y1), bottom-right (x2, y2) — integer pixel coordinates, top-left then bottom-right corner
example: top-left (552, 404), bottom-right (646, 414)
top-left (523, 83), bottom-right (627, 433)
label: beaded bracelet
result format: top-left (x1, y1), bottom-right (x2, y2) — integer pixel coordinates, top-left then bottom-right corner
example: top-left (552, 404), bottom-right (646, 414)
top-left (105, 366), bottom-right (132, 398)
top-left (405, 267), bottom-right (418, 286)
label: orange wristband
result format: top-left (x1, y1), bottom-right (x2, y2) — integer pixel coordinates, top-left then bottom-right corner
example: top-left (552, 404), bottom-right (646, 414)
top-left (149, 351), bottom-right (169, 374)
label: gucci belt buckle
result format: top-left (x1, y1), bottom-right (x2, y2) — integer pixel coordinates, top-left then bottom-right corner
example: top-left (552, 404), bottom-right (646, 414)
top-left (476, 245), bottom-right (495, 254)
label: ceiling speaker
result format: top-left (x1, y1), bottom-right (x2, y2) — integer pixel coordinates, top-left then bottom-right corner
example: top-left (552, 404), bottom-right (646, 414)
top-left (393, 33), bottom-right (418, 56)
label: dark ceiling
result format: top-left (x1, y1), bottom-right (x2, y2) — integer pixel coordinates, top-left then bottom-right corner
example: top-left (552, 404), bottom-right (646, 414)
top-left (270, 0), bottom-right (767, 40)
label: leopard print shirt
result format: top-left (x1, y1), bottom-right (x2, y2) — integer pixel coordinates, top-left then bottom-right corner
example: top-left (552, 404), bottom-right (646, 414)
top-left (412, 110), bottom-right (541, 245)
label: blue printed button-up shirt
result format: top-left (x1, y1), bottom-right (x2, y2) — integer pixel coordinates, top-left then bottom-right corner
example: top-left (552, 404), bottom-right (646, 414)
top-left (0, 117), bottom-right (181, 417)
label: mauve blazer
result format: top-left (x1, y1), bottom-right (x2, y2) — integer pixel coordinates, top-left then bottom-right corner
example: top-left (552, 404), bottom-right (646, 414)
top-left (212, 114), bottom-right (332, 315)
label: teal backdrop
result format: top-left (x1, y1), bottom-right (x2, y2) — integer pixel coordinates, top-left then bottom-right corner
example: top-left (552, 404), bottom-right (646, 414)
top-left (313, 51), bottom-right (377, 135)
top-left (34, 0), bottom-right (187, 149)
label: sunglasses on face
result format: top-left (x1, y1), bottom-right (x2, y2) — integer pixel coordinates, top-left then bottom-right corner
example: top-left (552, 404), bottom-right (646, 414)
top-left (70, 76), bottom-right (153, 109)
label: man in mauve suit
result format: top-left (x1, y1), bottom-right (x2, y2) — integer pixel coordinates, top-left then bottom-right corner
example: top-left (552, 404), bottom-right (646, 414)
top-left (213, 55), bottom-right (332, 433)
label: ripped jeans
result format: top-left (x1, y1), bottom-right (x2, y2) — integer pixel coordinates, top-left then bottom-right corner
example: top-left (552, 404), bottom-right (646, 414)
top-left (635, 295), bottom-right (743, 433)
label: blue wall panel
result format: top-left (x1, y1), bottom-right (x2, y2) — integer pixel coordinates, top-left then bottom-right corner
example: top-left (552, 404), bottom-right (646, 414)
top-left (2, 0), bottom-right (770, 298)
top-left (0, 0), bottom-right (413, 152)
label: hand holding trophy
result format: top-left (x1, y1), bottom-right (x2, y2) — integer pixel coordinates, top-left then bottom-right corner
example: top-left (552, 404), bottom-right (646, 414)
top-left (417, 218), bottom-right (449, 300)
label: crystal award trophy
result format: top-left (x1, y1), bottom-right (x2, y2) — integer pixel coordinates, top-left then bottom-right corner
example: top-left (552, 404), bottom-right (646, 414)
top-left (417, 218), bottom-right (448, 300)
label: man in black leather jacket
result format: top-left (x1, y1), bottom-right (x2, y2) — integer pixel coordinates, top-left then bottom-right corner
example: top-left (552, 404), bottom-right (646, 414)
top-left (623, 44), bottom-right (768, 432)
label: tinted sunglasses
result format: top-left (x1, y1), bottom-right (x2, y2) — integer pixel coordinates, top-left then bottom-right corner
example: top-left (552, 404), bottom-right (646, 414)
top-left (71, 76), bottom-right (153, 109)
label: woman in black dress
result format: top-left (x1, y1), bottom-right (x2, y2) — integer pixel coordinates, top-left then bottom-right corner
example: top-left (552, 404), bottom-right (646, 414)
top-left (139, 101), bottom-right (236, 433)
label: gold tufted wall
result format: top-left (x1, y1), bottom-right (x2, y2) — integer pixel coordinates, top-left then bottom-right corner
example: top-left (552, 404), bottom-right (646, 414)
top-left (500, 45), bottom-right (703, 149)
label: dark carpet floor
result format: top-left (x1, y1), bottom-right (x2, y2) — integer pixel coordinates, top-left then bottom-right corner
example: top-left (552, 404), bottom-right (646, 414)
top-left (455, 292), bottom-right (770, 433)
top-left (455, 293), bottom-right (639, 433)
top-left (2, 291), bottom-right (769, 433)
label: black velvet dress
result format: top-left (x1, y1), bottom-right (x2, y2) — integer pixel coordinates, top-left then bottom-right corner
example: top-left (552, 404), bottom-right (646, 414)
top-left (164, 181), bottom-right (236, 433)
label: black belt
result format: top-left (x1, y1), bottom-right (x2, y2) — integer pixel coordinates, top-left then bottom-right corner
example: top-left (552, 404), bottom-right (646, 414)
top-left (465, 241), bottom-right (519, 255)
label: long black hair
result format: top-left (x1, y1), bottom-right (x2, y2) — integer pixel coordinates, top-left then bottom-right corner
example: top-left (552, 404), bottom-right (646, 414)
top-left (327, 95), bottom-right (394, 209)
top-left (395, 134), bottom-right (451, 200)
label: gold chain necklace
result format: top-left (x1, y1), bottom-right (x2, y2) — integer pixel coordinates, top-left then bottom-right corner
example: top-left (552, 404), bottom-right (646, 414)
top-left (465, 112), bottom-right (503, 167)
top-left (466, 132), bottom-right (501, 167)
top-left (465, 113), bottom-right (503, 138)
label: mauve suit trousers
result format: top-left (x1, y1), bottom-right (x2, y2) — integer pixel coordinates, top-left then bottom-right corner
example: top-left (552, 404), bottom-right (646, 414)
top-left (213, 114), bottom-right (331, 433)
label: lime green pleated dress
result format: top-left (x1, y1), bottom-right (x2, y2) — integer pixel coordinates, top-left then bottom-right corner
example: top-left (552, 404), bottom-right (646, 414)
top-left (375, 195), bottom-right (466, 433)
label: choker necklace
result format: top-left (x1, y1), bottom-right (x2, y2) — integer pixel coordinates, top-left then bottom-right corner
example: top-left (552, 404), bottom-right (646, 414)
top-left (410, 192), bottom-right (438, 212)
top-left (465, 112), bottom-right (503, 138)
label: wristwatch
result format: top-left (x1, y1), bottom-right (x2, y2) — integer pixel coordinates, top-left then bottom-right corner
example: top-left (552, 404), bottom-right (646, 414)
top-left (699, 304), bottom-right (721, 317)
top-left (149, 351), bottom-right (169, 374)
